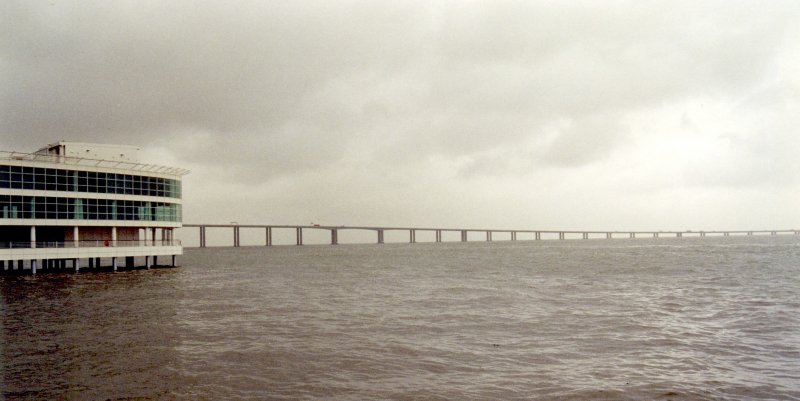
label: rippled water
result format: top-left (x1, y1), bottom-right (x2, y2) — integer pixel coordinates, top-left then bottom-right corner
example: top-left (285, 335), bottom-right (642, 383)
top-left (2, 236), bottom-right (800, 400)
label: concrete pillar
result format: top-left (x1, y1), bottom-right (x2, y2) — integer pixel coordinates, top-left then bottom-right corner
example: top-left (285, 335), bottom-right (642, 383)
top-left (233, 226), bottom-right (240, 247)
top-left (653, 232), bottom-right (659, 238)
top-left (31, 259), bottom-right (37, 275)
top-left (436, 230), bottom-right (442, 243)
top-left (606, 232), bottom-right (612, 239)
top-left (559, 232), bottom-right (565, 240)
top-left (296, 227), bottom-right (303, 245)
top-left (582, 232), bottom-right (588, 240)
top-left (266, 227), bottom-right (272, 246)
top-left (74, 226), bottom-right (80, 247)
top-left (677, 232), bottom-right (683, 238)
top-left (377, 230), bottom-right (384, 244)
top-left (200, 226), bottom-right (207, 247)
top-left (112, 257), bottom-right (118, 272)
top-left (461, 230), bottom-right (467, 242)
top-left (331, 229), bottom-right (338, 245)
top-left (486, 231), bottom-right (492, 242)
top-left (171, 255), bottom-right (176, 267)
top-left (146, 256), bottom-right (151, 270)
top-left (629, 232), bottom-right (635, 239)
top-left (31, 226), bottom-right (37, 248)
top-left (410, 229), bottom-right (416, 243)
top-left (771, 231), bottom-right (777, 236)
top-left (112, 226), bottom-right (118, 247)
top-left (151, 228), bottom-right (157, 246)
top-left (701, 232), bottom-right (706, 237)
top-left (74, 258), bottom-right (80, 273)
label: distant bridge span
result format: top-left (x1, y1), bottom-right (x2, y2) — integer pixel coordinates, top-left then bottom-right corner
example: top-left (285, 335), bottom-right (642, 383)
top-left (181, 224), bottom-right (799, 248)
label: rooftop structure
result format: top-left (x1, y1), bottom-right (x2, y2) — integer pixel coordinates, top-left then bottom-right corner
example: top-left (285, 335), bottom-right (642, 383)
top-left (1, 141), bottom-right (188, 274)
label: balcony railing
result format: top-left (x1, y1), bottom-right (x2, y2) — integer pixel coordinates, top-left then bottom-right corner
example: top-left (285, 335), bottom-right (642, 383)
top-left (0, 240), bottom-right (182, 249)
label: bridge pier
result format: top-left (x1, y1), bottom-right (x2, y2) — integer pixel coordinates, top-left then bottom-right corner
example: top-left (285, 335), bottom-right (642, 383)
top-left (677, 232), bottom-right (682, 238)
top-left (377, 230), bottom-right (384, 244)
top-left (535, 232), bottom-right (541, 240)
top-left (410, 229), bottom-right (416, 243)
top-left (331, 229), bottom-right (338, 245)
top-left (606, 232), bottom-right (612, 239)
top-left (653, 232), bottom-right (659, 238)
top-left (629, 232), bottom-right (635, 239)
top-left (582, 232), bottom-right (588, 240)
top-left (558, 232), bottom-right (565, 240)
top-left (266, 227), bottom-right (272, 246)
top-left (511, 231), bottom-right (517, 241)
top-left (296, 227), bottom-right (303, 245)
top-left (486, 231), bottom-right (492, 242)
top-left (233, 226), bottom-right (240, 247)
top-left (436, 230), bottom-right (442, 243)
top-left (199, 226), bottom-right (207, 248)
top-left (461, 230), bottom-right (468, 242)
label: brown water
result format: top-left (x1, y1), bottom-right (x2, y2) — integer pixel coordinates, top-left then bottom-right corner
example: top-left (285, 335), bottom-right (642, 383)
top-left (2, 237), bottom-right (799, 400)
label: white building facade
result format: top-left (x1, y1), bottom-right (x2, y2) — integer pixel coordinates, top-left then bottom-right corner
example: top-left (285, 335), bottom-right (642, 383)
top-left (1, 142), bottom-right (188, 274)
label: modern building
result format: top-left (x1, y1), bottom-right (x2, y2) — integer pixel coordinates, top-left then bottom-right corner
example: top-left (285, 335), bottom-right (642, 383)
top-left (0, 141), bottom-right (188, 274)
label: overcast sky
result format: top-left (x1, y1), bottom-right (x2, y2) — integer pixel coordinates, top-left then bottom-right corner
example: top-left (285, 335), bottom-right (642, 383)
top-left (2, 0), bottom-right (799, 231)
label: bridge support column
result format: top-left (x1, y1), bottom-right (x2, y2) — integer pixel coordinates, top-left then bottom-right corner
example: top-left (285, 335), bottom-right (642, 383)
top-left (436, 230), bottom-right (442, 243)
top-left (558, 232), bottom-right (565, 240)
top-left (296, 228), bottom-right (303, 245)
top-left (724, 232), bottom-right (730, 237)
top-left (461, 230), bottom-right (467, 242)
top-left (700, 232), bottom-right (706, 237)
top-left (377, 230), bottom-right (384, 244)
top-left (535, 232), bottom-right (541, 240)
top-left (410, 229), bottom-right (416, 243)
top-left (511, 231), bottom-right (517, 241)
top-left (653, 232), bottom-right (659, 238)
top-left (629, 232), bottom-right (635, 239)
top-left (606, 232), bottom-right (612, 239)
top-left (582, 232), bottom-right (588, 240)
top-left (266, 227), bottom-right (272, 246)
top-left (677, 232), bottom-right (683, 238)
top-left (233, 226), bottom-right (240, 247)
top-left (486, 231), bottom-right (492, 242)
top-left (331, 229), bottom-right (338, 245)
top-left (200, 226), bottom-right (206, 248)
top-left (747, 231), bottom-right (753, 236)
top-left (771, 231), bottom-right (777, 236)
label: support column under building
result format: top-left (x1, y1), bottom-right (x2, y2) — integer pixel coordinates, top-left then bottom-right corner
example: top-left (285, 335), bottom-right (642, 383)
top-left (74, 258), bottom-right (80, 273)
top-left (112, 257), bottom-right (118, 272)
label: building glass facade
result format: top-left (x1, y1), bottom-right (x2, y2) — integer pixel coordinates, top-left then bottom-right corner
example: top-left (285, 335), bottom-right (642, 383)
top-left (0, 165), bottom-right (181, 198)
top-left (0, 195), bottom-right (181, 222)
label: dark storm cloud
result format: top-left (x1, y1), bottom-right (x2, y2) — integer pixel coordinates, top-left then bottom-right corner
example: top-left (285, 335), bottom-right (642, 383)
top-left (2, 0), bottom-right (799, 229)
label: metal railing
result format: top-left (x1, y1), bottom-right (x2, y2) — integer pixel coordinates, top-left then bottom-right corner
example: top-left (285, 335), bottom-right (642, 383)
top-left (1, 150), bottom-right (190, 176)
top-left (0, 240), bottom-right (182, 249)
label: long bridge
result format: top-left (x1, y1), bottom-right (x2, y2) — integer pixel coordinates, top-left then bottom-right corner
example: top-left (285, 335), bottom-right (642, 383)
top-left (182, 224), bottom-right (799, 247)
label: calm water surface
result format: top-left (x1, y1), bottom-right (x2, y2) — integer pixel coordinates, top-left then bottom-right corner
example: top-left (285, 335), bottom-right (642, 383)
top-left (2, 237), bottom-right (799, 400)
